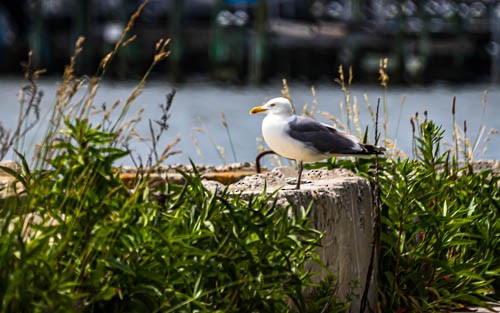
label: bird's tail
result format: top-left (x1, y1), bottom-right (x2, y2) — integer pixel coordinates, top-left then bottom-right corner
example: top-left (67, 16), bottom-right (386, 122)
top-left (361, 143), bottom-right (386, 155)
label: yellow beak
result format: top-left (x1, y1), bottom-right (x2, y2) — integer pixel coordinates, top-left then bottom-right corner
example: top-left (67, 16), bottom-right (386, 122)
top-left (249, 106), bottom-right (267, 114)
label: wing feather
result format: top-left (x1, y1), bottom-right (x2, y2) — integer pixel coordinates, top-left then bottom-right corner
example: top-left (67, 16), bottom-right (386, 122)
top-left (285, 116), bottom-right (364, 154)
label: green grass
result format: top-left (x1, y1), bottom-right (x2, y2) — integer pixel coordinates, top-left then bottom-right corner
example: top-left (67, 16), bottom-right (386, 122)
top-left (0, 129), bottom-right (323, 312)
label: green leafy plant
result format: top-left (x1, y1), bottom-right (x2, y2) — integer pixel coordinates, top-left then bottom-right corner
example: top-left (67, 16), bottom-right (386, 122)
top-left (378, 121), bottom-right (499, 312)
top-left (320, 120), bottom-right (499, 312)
top-left (0, 105), bottom-right (329, 312)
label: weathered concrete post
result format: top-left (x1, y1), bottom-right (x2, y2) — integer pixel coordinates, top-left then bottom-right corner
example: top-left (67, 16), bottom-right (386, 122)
top-left (227, 167), bottom-right (376, 313)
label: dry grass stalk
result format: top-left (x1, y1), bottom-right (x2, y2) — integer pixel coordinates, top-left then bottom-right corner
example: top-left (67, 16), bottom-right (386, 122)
top-left (194, 120), bottom-right (227, 165)
top-left (310, 86), bottom-right (318, 115)
top-left (378, 58), bottom-right (389, 87)
top-left (121, 34), bottom-right (137, 48)
top-left (352, 96), bottom-right (361, 138)
top-left (145, 136), bottom-right (181, 173)
top-left (220, 112), bottom-right (238, 162)
top-left (383, 138), bottom-right (405, 158)
top-left (449, 91), bottom-right (497, 161)
top-left (320, 111), bottom-right (342, 130)
top-left (301, 86), bottom-right (319, 118)
top-left (379, 58), bottom-right (390, 140)
top-left (482, 129), bottom-right (499, 156)
top-left (452, 96), bottom-right (461, 159)
top-left (0, 52), bottom-right (43, 160)
top-left (470, 90), bottom-right (489, 158)
top-left (112, 37), bottom-right (171, 133)
top-left (390, 95), bottom-right (406, 156)
top-left (99, 0), bottom-right (149, 72)
top-left (345, 67), bottom-right (353, 130)
top-left (14, 0), bottom-right (179, 170)
top-left (191, 134), bottom-right (204, 160)
top-left (363, 94), bottom-right (376, 122)
top-left (334, 65), bottom-right (353, 131)
top-left (281, 78), bottom-right (295, 114)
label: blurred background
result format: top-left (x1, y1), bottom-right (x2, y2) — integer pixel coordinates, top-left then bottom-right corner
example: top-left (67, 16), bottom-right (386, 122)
top-left (0, 0), bottom-right (499, 84)
top-left (0, 0), bottom-right (499, 165)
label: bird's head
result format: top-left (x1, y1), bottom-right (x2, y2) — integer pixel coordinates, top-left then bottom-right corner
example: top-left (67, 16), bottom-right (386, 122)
top-left (249, 97), bottom-right (293, 116)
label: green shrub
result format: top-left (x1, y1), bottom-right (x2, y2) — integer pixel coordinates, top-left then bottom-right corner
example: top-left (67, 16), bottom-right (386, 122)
top-left (0, 115), bottom-right (324, 312)
top-left (319, 120), bottom-right (500, 312)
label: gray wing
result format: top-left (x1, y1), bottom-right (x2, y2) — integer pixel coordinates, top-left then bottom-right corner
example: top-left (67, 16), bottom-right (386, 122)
top-left (285, 115), bottom-right (366, 155)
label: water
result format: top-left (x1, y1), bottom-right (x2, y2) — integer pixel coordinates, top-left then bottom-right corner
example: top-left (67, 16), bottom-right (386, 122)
top-left (1, 77), bottom-right (499, 166)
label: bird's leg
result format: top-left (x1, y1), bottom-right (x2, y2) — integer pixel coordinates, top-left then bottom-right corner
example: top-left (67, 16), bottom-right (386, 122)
top-left (295, 161), bottom-right (303, 190)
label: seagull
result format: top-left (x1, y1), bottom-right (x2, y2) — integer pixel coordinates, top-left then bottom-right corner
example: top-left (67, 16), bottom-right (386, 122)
top-left (250, 97), bottom-right (384, 189)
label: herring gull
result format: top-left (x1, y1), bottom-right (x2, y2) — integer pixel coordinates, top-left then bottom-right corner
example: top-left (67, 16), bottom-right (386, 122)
top-left (250, 97), bottom-right (384, 189)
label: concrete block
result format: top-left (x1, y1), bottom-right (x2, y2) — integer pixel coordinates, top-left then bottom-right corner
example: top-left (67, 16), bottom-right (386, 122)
top-left (227, 167), bottom-right (376, 313)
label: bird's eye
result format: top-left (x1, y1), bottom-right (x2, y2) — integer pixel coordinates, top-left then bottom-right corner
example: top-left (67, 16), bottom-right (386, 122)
top-left (270, 103), bottom-right (276, 107)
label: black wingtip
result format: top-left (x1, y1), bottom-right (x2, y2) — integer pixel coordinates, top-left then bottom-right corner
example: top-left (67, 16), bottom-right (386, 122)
top-left (363, 144), bottom-right (386, 155)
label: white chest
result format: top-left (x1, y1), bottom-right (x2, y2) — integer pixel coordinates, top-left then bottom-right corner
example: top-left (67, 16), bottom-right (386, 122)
top-left (261, 115), bottom-right (326, 162)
